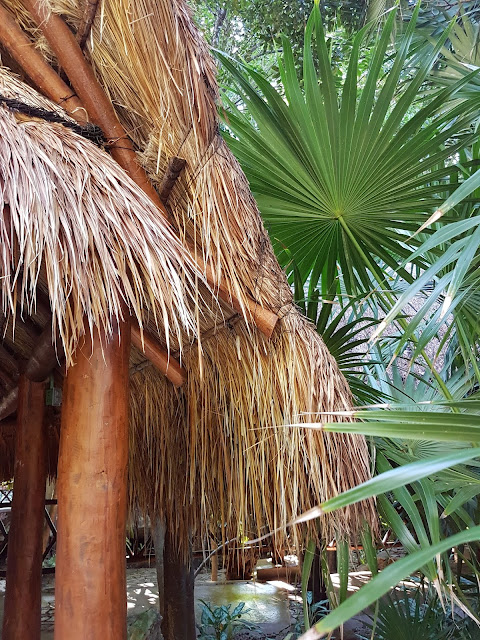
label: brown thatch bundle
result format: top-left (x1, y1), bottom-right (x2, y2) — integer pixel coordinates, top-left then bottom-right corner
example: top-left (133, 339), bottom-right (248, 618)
top-left (0, 68), bottom-right (199, 364)
top-left (0, 0), bottom-right (376, 555)
top-left (129, 314), bottom-right (373, 553)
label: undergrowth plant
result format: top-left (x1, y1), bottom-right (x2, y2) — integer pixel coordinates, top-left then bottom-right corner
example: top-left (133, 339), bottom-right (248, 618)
top-left (196, 601), bottom-right (258, 640)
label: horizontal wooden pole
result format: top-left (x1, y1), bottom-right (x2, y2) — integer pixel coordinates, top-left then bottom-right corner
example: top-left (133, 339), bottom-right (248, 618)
top-left (13, 3), bottom-right (279, 339)
top-left (131, 323), bottom-right (186, 387)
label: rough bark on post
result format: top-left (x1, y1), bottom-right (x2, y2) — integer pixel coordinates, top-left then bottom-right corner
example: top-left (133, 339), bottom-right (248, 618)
top-left (54, 319), bottom-right (131, 640)
top-left (162, 531), bottom-right (196, 640)
top-left (152, 517), bottom-right (166, 617)
top-left (2, 376), bottom-right (46, 640)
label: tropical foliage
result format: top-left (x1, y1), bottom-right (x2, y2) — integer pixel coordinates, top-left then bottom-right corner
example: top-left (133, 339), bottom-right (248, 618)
top-left (215, 1), bottom-right (480, 636)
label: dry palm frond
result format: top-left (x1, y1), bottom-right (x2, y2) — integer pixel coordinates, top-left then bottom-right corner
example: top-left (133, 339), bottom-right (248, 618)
top-left (4, 0), bottom-right (290, 315)
top-left (185, 312), bottom-right (375, 549)
top-left (0, 67), bottom-right (200, 363)
top-left (129, 312), bottom-right (375, 555)
top-left (2, 0), bottom-right (377, 552)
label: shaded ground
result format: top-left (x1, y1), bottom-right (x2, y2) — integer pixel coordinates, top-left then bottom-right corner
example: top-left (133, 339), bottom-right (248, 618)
top-left (0, 568), bottom-right (293, 639)
top-left (0, 566), bottom-right (372, 639)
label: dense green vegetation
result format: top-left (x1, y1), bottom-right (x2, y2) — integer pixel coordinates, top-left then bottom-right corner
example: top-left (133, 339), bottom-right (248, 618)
top-left (194, 0), bottom-right (480, 636)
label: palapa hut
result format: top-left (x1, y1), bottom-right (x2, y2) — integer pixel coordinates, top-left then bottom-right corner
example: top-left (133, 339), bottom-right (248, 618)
top-left (0, 1), bottom-right (375, 638)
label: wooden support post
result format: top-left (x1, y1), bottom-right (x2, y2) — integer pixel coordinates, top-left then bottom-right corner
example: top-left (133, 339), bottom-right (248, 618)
top-left (162, 530), bottom-right (196, 640)
top-left (152, 517), bottom-right (166, 618)
top-left (210, 552), bottom-right (218, 582)
top-left (54, 319), bottom-right (131, 640)
top-left (307, 544), bottom-right (328, 615)
top-left (2, 376), bottom-right (46, 640)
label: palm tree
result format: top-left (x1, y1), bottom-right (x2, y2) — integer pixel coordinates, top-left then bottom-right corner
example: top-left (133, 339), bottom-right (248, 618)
top-left (218, 4), bottom-right (480, 636)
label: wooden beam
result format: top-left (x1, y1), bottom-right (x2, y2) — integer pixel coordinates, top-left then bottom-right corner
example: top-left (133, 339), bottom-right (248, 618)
top-left (16, 306), bottom-right (43, 337)
top-left (0, 344), bottom-right (19, 378)
top-left (0, 365), bottom-right (13, 390)
top-left (0, 317), bottom-right (185, 421)
top-left (19, 0), bottom-right (161, 204)
top-left (23, 325), bottom-right (59, 383)
top-left (131, 323), bottom-right (186, 387)
top-left (10, 4), bottom-right (279, 339)
top-left (0, 5), bottom-right (85, 120)
top-left (0, 325), bottom-right (59, 419)
top-left (0, 387), bottom-right (18, 422)
top-left (54, 318), bottom-right (130, 640)
top-left (2, 376), bottom-right (46, 640)
top-left (76, 0), bottom-right (100, 50)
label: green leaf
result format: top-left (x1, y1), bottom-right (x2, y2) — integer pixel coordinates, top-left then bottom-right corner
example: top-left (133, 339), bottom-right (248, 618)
top-left (302, 539), bottom-right (316, 630)
top-left (318, 448), bottom-right (480, 514)
top-left (336, 539), bottom-right (349, 604)
top-left (307, 410), bottom-right (480, 442)
top-left (434, 166), bottom-right (480, 219)
top-left (218, 6), bottom-right (479, 294)
top-left (360, 523), bottom-right (378, 576)
top-left (441, 484), bottom-right (480, 517)
top-left (303, 526), bottom-right (480, 638)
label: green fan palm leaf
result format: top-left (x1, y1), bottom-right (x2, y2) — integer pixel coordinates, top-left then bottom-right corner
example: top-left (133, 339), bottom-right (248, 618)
top-left (218, 4), bottom-right (479, 297)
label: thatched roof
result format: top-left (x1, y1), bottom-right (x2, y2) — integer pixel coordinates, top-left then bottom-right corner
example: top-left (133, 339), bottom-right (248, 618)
top-left (0, 0), bottom-right (375, 553)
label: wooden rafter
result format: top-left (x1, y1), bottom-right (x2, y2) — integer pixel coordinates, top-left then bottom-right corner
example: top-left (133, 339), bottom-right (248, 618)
top-left (1, 2), bottom-right (279, 339)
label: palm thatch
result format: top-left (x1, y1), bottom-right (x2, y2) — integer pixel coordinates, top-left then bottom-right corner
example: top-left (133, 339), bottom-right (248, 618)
top-left (0, 0), bottom-right (376, 555)
top-left (0, 68), bottom-right (199, 365)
